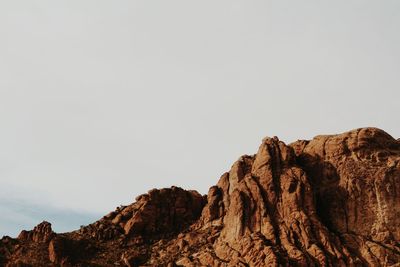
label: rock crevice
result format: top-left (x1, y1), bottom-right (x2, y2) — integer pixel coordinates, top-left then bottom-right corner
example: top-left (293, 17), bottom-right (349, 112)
top-left (1, 127), bottom-right (399, 266)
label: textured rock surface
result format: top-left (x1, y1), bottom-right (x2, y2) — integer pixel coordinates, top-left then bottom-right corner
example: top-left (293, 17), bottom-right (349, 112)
top-left (1, 128), bottom-right (399, 266)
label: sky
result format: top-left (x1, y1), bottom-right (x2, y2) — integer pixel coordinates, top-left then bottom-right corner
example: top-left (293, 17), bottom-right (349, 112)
top-left (0, 0), bottom-right (399, 237)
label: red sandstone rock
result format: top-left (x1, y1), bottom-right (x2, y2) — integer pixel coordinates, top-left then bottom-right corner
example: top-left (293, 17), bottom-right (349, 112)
top-left (1, 128), bottom-right (399, 266)
top-left (17, 221), bottom-right (54, 243)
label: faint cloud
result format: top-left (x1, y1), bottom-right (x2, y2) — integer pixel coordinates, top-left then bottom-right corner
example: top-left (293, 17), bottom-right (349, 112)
top-left (0, 198), bottom-right (101, 237)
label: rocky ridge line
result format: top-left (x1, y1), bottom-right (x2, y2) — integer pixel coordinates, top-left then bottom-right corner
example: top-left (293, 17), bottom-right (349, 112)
top-left (1, 127), bottom-right (399, 266)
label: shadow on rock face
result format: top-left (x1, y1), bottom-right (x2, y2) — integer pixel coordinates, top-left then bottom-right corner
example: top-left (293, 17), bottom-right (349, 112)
top-left (1, 128), bottom-right (399, 266)
top-left (296, 153), bottom-right (348, 232)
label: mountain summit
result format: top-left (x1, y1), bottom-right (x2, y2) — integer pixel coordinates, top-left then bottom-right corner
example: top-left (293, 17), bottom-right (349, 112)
top-left (1, 128), bottom-right (399, 266)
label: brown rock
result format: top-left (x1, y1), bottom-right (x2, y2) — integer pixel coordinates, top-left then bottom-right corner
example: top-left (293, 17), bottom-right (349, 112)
top-left (17, 221), bottom-right (54, 243)
top-left (1, 127), bottom-right (399, 266)
top-left (121, 186), bottom-right (206, 237)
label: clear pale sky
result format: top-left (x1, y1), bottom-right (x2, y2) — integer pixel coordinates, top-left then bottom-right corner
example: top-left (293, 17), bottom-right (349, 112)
top-left (0, 1), bottom-right (399, 237)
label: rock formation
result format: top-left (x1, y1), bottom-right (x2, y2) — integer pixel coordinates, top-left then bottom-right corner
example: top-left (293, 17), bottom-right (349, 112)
top-left (1, 127), bottom-right (399, 266)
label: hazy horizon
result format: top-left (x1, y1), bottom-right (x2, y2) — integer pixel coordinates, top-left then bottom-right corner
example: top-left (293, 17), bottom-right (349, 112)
top-left (1, 0), bottom-right (399, 237)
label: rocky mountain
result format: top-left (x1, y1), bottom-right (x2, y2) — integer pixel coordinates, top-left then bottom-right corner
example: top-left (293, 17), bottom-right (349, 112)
top-left (1, 127), bottom-right (399, 266)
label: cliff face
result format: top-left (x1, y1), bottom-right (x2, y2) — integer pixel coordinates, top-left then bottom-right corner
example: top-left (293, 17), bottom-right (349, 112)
top-left (1, 128), bottom-right (399, 267)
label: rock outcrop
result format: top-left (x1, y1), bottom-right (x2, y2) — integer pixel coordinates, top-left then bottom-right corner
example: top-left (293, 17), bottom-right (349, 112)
top-left (1, 127), bottom-right (399, 266)
top-left (17, 221), bottom-right (55, 243)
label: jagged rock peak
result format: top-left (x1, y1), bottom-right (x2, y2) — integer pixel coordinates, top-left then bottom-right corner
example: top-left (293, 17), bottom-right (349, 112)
top-left (1, 127), bottom-right (399, 266)
top-left (80, 186), bottom-right (206, 241)
top-left (17, 221), bottom-right (54, 243)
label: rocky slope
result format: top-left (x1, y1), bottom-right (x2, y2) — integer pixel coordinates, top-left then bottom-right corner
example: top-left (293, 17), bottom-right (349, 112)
top-left (1, 127), bottom-right (399, 266)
